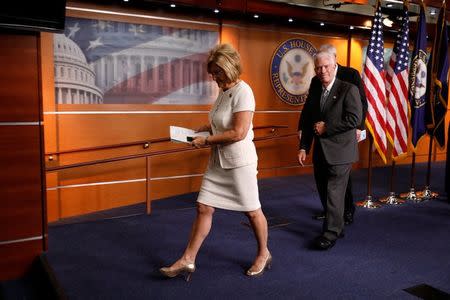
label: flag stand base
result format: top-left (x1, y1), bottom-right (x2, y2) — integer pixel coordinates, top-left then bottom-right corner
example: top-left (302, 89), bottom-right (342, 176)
top-left (400, 187), bottom-right (422, 202)
top-left (356, 195), bottom-right (381, 208)
top-left (416, 186), bottom-right (439, 200)
top-left (379, 192), bottom-right (404, 205)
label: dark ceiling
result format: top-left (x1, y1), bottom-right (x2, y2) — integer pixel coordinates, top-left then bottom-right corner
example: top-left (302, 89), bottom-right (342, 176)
top-left (69, 0), bottom-right (449, 40)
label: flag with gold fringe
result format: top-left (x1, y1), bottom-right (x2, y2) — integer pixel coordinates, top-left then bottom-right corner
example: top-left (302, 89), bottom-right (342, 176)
top-left (409, 2), bottom-right (428, 148)
top-left (363, 0), bottom-right (387, 163)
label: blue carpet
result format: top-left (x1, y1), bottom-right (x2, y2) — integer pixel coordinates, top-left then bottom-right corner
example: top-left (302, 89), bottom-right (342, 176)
top-left (47, 162), bottom-right (450, 299)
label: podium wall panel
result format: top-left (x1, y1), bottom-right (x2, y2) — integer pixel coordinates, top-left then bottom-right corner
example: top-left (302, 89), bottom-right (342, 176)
top-left (57, 180), bottom-right (145, 218)
top-left (49, 157), bottom-right (146, 186)
top-left (0, 31), bottom-right (45, 280)
top-left (149, 176), bottom-right (203, 201)
top-left (0, 33), bottom-right (40, 122)
top-left (0, 239), bottom-right (42, 280)
top-left (149, 148), bottom-right (210, 178)
top-left (51, 110), bottom-right (210, 151)
top-left (0, 125), bottom-right (43, 242)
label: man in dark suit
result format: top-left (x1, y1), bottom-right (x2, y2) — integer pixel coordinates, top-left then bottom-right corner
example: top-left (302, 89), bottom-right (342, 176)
top-left (298, 49), bottom-right (362, 250)
top-left (298, 44), bottom-right (367, 225)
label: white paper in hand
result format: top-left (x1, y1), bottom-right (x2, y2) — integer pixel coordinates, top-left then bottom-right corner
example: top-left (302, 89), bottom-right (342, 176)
top-left (358, 129), bottom-right (367, 142)
top-left (170, 126), bottom-right (209, 143)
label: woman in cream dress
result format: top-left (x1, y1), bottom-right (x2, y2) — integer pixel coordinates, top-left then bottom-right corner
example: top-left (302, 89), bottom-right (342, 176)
top-left (160, 43), bottom-right (271, 280)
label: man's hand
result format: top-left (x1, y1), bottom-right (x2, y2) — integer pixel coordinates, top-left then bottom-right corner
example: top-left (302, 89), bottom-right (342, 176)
top-left (314, 121), bottom-right (326, 136)
top-left (356, 129), bottom-right (361, 141)
top-left (298, 149), bottom-right (307, 166)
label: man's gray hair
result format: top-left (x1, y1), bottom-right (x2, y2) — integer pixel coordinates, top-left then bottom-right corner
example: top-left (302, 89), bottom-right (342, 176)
top-left (319, 44), bottom-right (337, 58)
top-left (314, 50), bottom-right (336, 63)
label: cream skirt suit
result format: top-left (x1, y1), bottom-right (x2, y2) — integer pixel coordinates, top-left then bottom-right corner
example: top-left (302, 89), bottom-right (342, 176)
top-left (197, 80), bottom-right (260, 212)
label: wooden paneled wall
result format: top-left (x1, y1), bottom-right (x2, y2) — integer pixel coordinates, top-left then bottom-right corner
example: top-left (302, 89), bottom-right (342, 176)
top-left (0, 31), bottom-right (46, 280)
top-left (43, 3), bottom-right (448, 222)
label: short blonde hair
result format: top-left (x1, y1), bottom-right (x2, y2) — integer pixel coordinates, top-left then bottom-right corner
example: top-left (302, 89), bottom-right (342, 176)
top-left (207, 43), bottom-right (242, 82)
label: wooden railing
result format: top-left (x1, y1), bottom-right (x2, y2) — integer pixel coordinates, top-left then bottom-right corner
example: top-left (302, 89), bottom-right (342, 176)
top-left (45, 125), bottom-right (294, 214)
top-left (44, 125), bottom-right (287, 159)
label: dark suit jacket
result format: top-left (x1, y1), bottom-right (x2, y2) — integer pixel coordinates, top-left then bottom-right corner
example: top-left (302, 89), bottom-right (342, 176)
top-left (299, 78), bottom-right (362, 165)
top-left (299, 64), bottom-right (367, 130)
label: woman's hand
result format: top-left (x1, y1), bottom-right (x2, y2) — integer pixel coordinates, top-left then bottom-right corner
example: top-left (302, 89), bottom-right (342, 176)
top-left (195, 125), bottom-right (211, 133)
top-left (191, 136), bottom-right (207, 148)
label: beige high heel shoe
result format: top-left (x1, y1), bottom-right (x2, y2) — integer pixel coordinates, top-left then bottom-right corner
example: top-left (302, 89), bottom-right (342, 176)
top-left (246, 253), bottom-right (272, 277)
top-left (159, 262), bottom-right (196, 282)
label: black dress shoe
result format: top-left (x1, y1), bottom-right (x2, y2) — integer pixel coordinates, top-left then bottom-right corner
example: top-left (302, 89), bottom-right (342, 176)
top-left (312, 212), bottom-right (326, 220)
top-left (344, 211), bottom-right (354, 225)
top-left (314, 236), bottom-right (336, 250)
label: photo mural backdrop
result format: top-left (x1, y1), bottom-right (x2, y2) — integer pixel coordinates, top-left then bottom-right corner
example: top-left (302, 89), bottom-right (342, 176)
top-left (53, 17), bottom-right (219, 105)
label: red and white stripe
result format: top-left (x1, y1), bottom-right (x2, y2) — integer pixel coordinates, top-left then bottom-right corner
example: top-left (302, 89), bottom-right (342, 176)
top-left (386, 53), bottom-right (409, 157)
top-left (363, 58), bottom-right (387, 163)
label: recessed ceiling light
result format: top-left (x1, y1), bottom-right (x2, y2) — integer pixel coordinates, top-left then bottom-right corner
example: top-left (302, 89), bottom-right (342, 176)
top-left (254, 14), bottom-right (259, 19)
top-left (288, 18), bottom-right (293, 23)
top-left (350, 26), bottom-right (354, 30)
top-left (123, 0), bottom-right (129, 2)
top-left (214, 9), bottom-right (219, 13)
top-left (170, 4), bottom-right (176, 8)
top-left (320, 22), bottom-right (325, 26)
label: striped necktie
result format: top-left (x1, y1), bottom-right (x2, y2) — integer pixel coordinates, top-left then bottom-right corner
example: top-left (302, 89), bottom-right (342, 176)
top-left (320, 88), bottom-right (329, 111)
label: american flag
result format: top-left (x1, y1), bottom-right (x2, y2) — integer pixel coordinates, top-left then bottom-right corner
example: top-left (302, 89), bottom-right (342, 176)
top-left (385, 1), bottom-right (409, 158)
top-left (362, 1), bottom-right (387, 163)
top-left (57, 17), bottom-right (219, 105)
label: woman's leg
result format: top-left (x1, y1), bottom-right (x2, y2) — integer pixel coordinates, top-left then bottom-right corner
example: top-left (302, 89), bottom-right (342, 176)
top-left (245, 208), bottom-right (270, 271)
top-left (164, 203), bottom-right (215, 270)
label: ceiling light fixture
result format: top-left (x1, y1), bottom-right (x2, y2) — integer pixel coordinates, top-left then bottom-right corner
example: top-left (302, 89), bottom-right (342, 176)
top-left (320, 22), bottom-right (325, 26)
top-left (288, 18), bottom-right (293, 23)
top-left (350, 25), bottom-right (354, 30)
top-left (170, 4), bottom-right (176, 8)
top-left (254, 14), bottom-right (259, 19)
top-left (430, 9), bottom-right (436, 16)
top-left (214, 9), bottom-right (219, 13)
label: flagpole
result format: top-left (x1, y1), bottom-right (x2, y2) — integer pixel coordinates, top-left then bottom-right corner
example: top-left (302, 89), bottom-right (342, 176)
top-left (382, 0), bottom-right (409, 206)
top-left (402, 0), bottom-right (429, 202)
top-left (417, 0), bottom-right (446, 200)
top-left (380, 160), bottom-right (404, 205)
top-left (400, 151), bottom-right (422, 201)
top-left (356, 135), bottom-right (380, 208)
top-left (357, 0), bottom-right (384, 209)
top-left (418, 134), bottom-right (439, 199)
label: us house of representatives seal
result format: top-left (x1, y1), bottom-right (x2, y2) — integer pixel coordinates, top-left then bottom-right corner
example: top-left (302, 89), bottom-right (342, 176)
top-left (270, 38), bottom-right (317, 105)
